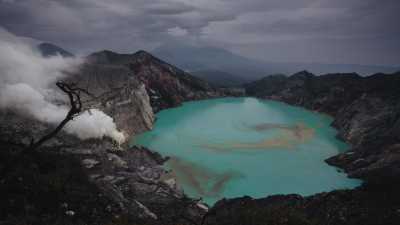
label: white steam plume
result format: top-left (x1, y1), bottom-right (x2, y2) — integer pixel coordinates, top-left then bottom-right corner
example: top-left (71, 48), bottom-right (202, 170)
top-left (0, 27), bottom-right (125, 144)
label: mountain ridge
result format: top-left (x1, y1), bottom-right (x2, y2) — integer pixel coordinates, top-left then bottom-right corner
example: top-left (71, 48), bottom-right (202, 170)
top-left (152, 43), bottom-right (400, 80)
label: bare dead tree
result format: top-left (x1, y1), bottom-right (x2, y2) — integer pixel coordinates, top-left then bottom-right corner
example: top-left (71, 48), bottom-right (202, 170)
top-left (0, 82), bottom-right (90, 177)
top-left (25, 81), bottom-right (89, 152)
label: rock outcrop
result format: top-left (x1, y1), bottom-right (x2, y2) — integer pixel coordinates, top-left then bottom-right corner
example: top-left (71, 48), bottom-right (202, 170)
top-left (69, 60), bottom-right (155, 139)
top-left (87, 50), bottom-right (221, 113)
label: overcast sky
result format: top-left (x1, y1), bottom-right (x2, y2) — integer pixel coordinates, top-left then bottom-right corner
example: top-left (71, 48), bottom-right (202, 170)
top-left (0, 0), bottom-right (399, 66)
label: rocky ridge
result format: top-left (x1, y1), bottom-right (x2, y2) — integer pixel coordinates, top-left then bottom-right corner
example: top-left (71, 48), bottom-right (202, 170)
top-left (87, 50), bottom-right (221, 113)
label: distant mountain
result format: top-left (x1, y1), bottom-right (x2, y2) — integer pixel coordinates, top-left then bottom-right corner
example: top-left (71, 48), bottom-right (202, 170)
top-left (274, 62), bottom-right (400, 77)
top-left (86, 49), bottom-right (140, 64)
top-left (152, 43), bottom-right (399, 80)
top-left (37, 42), bottom-right (74, 58)
top-left (152, 44), bottom-right (272, 80)
top-left (191, 70), bottom-right (251, 87)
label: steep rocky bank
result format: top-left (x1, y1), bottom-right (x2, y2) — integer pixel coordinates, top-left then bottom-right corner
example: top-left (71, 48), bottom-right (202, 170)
top-left (245, 71), bottom-right (400, 184)
top-left (202, 71), bottom-right (400, 225)
top-left (0, 50), bottom-right (221, 225)
top-left (69, 62), bottom-right (154, 139)
top-left (86, 50), bottom-right (222, 113)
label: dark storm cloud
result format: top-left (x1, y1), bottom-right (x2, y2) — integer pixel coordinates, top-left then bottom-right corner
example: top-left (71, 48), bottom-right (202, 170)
top-left (0, 0), bottom-right (237, 53)
top-left (265, 0), bottom-right (400, 37)
top-left (143, 2), bottom-right (196, 15)
top-left (0, 0), bottom-right (399, 65)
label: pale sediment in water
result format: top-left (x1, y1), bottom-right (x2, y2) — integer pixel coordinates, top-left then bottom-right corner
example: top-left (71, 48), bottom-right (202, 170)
top-left (166, 157), bottom-right (243, 198)
top-left (200, 123), bottom-right (315, 152)
top-left (133, 97), bottom-right (362, 205)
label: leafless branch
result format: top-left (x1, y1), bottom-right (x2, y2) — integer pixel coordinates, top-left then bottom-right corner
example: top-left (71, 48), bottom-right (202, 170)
top-left (25, 81), bottom-right (90, 152)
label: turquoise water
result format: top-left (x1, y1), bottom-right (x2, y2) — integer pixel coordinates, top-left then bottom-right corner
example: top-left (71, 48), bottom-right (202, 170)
top-left (132, 97), bottom-right (361, 205)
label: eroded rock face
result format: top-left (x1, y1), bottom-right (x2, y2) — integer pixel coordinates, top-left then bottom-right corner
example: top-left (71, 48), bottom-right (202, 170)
top-left (86, 50), bottom-right (222, 113)
top-left (69, 60), bottom-right (155, 139)
top-left (246, 71), bottom-right (400, 184)
top-left (77, 144), bottom-right (205, 224)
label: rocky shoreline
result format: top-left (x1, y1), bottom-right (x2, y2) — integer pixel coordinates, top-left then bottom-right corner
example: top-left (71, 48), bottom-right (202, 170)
top-left (202, 71), bottom-right (400, 225)
top-left (245, 71), bottom-right (400, 185)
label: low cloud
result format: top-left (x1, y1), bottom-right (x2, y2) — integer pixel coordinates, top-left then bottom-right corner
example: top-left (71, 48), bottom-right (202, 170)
top-left (0, 0), bottom-right (399, 65)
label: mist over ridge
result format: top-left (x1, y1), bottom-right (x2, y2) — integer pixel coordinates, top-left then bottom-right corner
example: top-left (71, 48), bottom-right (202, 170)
top-left (0, 28), bottom-right (125, 144)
